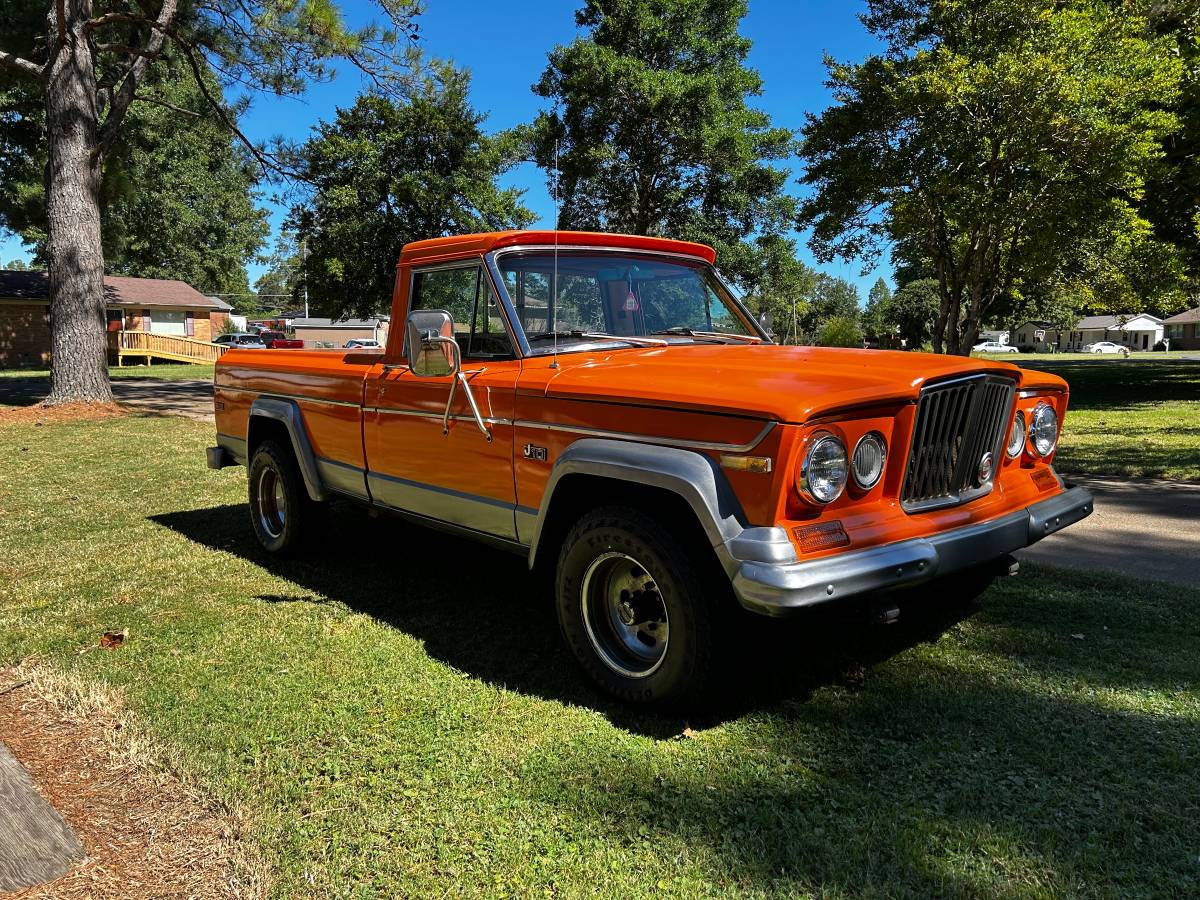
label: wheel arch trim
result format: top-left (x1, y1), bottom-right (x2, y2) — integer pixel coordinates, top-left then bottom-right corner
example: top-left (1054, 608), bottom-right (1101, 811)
top-left (525, 438), bottom-right (797, 573)
top-left (248, 397), bottom-right (326, 502)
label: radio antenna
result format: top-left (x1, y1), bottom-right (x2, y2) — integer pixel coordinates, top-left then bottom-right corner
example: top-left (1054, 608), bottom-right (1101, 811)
top-left (550, 138), bottom-right (561, 369)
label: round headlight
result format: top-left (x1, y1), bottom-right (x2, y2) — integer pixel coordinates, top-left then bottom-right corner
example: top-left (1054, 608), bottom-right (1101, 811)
top-left (1028, 403), bottom-right (1059, 457)
top-left (851, 432), bottom-right (887, 490)
top-left (798, 432), bottom-right (848, 504)
top-left (1006, 410), bottom-right (1027, 458)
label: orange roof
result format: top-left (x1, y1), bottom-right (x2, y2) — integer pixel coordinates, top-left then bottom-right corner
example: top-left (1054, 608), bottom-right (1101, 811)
top-left (397, 230), bottom-right (717, 266)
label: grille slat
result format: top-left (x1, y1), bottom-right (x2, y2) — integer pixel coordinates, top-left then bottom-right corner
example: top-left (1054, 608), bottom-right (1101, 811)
top-left (901, 374), bottom-right (1016, 511)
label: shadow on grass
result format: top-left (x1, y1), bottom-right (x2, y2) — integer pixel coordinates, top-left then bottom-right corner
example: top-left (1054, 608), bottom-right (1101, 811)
top-left (152, 502), bottom-right (977, 736)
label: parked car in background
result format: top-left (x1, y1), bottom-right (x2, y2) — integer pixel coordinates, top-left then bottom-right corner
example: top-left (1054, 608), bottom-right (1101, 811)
top-left (972, 341), bottom-right (1019, 354)
top-left (345, 338), bottom-right (381, 349)
top-left (213, 332), bottom-right (266, 349)
top-left (259, 330), bottom-right (305, 349)
top-left (1084, 341), bottom-right (1127, 354)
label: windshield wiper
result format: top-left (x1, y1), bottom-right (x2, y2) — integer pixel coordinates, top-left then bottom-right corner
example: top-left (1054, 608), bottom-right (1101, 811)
top-left (527, 329), bottom-right (667, 347)
top-left (649, 327), bottom-right (764, 344)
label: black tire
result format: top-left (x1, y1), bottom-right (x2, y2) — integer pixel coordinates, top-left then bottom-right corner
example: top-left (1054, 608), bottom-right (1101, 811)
top-left (555, 505), bottom-right (724, 709)
top-left (247, 439), bottom-right (325, 554)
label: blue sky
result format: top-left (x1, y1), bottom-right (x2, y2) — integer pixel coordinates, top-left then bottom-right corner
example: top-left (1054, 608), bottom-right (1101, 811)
top-left (1, 0), bottom-right (888, 296)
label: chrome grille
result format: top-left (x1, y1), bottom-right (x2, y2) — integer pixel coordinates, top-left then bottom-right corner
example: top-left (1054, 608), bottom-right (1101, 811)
top-left (900, 374), bottom-right (1016, 511)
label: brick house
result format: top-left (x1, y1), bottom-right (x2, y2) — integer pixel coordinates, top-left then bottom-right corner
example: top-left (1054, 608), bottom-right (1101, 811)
top-left (1164, 306), bottom-right (1200, 350)
top-left (0, 270), bottom-right (231, 367)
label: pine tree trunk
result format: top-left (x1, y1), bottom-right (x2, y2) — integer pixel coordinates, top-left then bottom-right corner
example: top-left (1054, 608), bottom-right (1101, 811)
top-left (44, 0), bottom-right (112, 406)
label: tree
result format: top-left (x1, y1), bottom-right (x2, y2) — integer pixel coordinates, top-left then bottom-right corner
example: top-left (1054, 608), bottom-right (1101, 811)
top-left (863, 277), bottom-right (892, 343)
top-left (292, 66), bottom-right (534, 320)
top-left (736, 234), bottom-right (817, 342)
top-left (817, 315), bottom-right (863, 348)
top-left (888, 279), bottom-right (942, 350)
top-left (253, 227), bottom-right (305, 314)
top-left (1, 53), bottom-right (268, 295)
top-left (2, 259), bottom-right (31, 271)
top-left (0, 0), bottom-right (419, 403)
top-left (799, 0), bottom-right (1184, 355)
top-left (527, 0), bottom-right (798, 287)
top-left (797, 273), bottom-right (860, 344)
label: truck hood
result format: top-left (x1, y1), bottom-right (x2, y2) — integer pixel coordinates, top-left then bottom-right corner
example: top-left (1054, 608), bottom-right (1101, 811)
top-left (536, 344), bottom-right (1061, 423)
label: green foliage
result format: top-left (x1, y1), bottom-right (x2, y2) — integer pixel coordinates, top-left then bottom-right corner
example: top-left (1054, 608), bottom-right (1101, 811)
top-left (800, 0), bottom-right (1187, 354)
top-left (816, 315), bottom-right (863, 348)
top-left (886, 279), bottom-right (943, 350)
top-left (527, 0), bottom-right (798, 287)
top-left (797, 273), bottom-right (860, 344)
top-left (0, 55), bottom-right (268, 293)
top-left (292, 66), bottom-right (534, 319)
top-left (737, 234), bottom-right (818, 340)
top-left (253, 228), bottom-right (305, 313)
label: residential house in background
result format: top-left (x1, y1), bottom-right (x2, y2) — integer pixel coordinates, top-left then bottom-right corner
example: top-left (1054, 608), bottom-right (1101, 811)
top-left (1011, 313), bottom-right (1164, 352)
top-left (978, 329), bottom-right (1011, 346)
top-left (0, 269), bottom-right (230, 367)
top-left (1164, 306), bottom-right (1200, 350)
top-left (291, 317), bottom-right (389, 348)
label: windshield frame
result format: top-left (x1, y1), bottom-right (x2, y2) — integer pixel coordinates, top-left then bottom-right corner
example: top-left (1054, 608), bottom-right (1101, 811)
top-left (484, 245), bottom-right (768, 357)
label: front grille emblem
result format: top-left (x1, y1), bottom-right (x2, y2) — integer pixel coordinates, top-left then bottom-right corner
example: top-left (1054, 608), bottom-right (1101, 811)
top-left (977, 452), bottom-right (994, 486)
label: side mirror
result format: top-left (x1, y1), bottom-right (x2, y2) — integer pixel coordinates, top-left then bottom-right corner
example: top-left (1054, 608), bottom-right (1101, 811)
top-left (406, 309), bottom-right (460, 378)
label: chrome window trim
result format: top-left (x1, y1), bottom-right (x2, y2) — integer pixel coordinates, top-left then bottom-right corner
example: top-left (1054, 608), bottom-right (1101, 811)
top-left (406, 260), bottom-right (523, 362)
top-left (366, 406), bottom-right (512, 427)
top-left (487, 245), bottom-right (770, 352)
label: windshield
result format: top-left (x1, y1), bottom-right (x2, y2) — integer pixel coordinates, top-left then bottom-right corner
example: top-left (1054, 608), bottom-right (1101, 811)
top-left (495, 251), bottom-right (757, 352)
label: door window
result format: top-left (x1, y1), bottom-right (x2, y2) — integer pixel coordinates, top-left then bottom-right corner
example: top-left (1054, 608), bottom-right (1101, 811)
top-left (410, 266), bottom-right (514, 359)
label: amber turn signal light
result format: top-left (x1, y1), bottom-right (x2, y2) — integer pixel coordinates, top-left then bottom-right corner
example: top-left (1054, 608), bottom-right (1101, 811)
top-left (793, 520), bottom-right (850, 553)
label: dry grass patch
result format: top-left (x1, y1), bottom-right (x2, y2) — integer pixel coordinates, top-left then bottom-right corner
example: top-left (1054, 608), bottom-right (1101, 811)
top-left (0, 665), bottom-right (267, 899)
top-left (0, 403), bottom-right (126, 427)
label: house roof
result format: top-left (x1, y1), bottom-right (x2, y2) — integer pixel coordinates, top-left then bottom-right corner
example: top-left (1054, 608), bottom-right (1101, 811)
top-left (292, 317), bottom-right (384, 328)
top-left (1074, 313), bottom-right (1162, 330)
top-left (1164, 306), bottom-right (1200, 325)
top-left (0, 269), bottom-right (225, 310)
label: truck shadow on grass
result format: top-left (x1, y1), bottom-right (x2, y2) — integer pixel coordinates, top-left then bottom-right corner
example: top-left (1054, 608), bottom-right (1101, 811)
top-left (153, 502), bottom-right (978, 735)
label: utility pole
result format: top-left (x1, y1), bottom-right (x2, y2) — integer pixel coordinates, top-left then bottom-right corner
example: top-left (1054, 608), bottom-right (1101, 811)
top-left (301, 238), bottom-right (309, 319)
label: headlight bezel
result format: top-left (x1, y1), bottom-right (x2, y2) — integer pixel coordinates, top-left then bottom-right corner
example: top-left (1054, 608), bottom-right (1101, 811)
top-left (850, 431), bottom-right (887, 491)
top-left (1006, 409), bottom-right (1027, 459)
top-left (1028, 402), bottom-right (1059, 457)
top-left (797, 431), bottom-right (849, 505)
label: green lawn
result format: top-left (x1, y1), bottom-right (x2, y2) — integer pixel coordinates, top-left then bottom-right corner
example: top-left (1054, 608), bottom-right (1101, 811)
top-left (1, 413), bottom-right (1196, 896)
top-left (0, 362), bottom-right (214, 381)
top-left (999, 357), bottom-right (1200, 481)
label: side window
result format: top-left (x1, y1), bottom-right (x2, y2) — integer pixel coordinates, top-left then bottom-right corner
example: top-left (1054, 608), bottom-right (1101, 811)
top-left (411, 266), bottom-right (514, 359)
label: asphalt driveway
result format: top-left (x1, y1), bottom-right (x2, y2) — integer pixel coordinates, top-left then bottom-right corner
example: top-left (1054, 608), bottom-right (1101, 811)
top-left (0, 377), bottom-right (214, 421)
top-left (1018, 474), bottom-right (1199, 588)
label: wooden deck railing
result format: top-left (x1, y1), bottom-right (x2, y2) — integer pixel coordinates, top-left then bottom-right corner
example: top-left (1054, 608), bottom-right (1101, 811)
top-left (111, 330), bottom-right (228, 364)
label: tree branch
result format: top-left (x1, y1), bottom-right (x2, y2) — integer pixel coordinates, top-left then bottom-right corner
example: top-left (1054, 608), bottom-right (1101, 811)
top-left (96, 0), bottom-right (179, 156)
top-left (175, 36), bottom-right (303, 180)
top-left (0, 49), bottom-right (44, 79)
top-left (133, 93), bottom-right (205, 118)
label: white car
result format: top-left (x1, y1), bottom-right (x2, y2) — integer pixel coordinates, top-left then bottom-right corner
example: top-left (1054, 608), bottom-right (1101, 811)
top-left (345, 338), bottom-right (381, 349)
top-left (1084, 341), bottom-right (1126, 354)
top-left (972, 341), bottom-right (1019, 354)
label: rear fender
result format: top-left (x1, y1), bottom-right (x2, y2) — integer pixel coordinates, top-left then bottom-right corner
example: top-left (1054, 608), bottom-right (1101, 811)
top-left (247, 397), bottom-right (326, 502)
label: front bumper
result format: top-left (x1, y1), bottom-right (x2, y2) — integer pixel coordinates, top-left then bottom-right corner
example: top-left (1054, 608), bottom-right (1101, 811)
top-left (732, 485), bottom-right (1094, 616)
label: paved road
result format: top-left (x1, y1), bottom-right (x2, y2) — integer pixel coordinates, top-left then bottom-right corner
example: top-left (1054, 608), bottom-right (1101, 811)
top-left (1018, 474), bottom-right (1199, 589)
top-left (0, 377), bottom-right (214, 421)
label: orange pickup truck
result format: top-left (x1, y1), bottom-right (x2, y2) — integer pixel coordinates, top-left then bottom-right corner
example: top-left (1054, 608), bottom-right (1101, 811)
top-left (209, 230), bottom-right (1092, 707)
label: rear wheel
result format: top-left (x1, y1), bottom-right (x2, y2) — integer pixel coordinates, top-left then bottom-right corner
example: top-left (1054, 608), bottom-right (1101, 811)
top-left (556, 506), bottom-right (724, 709)
top-left (247, 439), bottom-right (324, 554)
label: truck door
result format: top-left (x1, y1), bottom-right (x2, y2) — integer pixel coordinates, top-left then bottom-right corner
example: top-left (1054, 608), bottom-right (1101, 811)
top-left (364, 262), bottom-right (521, 540)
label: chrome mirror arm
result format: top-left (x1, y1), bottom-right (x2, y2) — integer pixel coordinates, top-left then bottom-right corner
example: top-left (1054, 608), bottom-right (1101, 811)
top-left (456, 370), bottom-right (493, 442)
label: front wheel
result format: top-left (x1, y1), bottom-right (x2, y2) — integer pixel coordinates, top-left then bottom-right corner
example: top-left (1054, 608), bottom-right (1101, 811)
top-left (247, 439), bottom-right (325, 554)
top-left (555, 506), bottom-right (723, 709)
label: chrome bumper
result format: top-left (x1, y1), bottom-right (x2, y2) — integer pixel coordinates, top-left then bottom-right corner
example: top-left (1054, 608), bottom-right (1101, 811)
top-left (731, 485), bottom-right (1094, 616)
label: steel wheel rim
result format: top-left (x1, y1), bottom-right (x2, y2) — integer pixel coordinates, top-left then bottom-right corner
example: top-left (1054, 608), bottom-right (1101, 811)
top-left (580, 551), bottom-right (670, 679)
top-left (256, 466), bottom-right (286, 539)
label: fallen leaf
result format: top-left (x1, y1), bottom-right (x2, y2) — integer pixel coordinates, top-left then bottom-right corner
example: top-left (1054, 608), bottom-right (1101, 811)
top-left (681, 726), bottom-right (699, 740)
top-left (1070, 633), bottom-right (1085, 641)
top-left (100, 628), bottom-right (128, 649)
